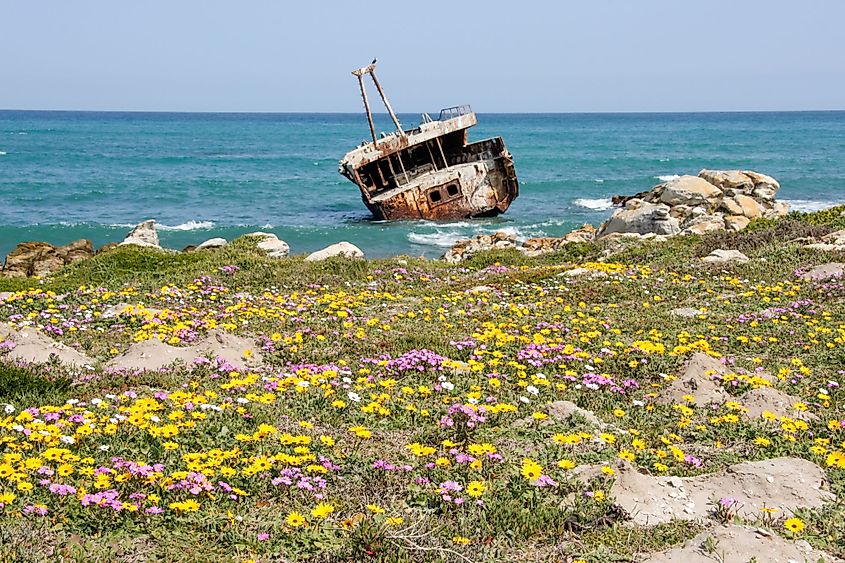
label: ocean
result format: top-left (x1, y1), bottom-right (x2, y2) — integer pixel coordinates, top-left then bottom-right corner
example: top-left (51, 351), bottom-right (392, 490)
top-left (1, 110), bottom-right (844, 259)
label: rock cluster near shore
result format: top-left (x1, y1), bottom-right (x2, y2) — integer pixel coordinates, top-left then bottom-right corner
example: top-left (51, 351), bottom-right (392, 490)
top-left (444, 169), bottom-right (796, 262)
top-left (600, 169), bottom-right (788, 237)
top-left (1, 220), bottom-right (365, 278)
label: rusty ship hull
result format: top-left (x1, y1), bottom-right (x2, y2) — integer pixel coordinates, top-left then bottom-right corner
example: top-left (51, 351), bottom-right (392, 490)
top-left (338, 64), bottom-right (518, 221)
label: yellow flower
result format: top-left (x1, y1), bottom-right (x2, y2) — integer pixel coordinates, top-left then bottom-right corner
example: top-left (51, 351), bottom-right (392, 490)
top-left (452, 536), bottom-right (471, 545)
top-left (466, 481), bottom-right (485, 498)
top-left (557, 459), bottom-right (575, 470)
top-left (286, 511), bottom-right (306, 527)
top-left (366, 504), bottom-right (384, 514)
top-left (783, 517), bottom-right (805, 534)
top-left (386, 516), bottom-right (404, 526)
top-left (311, 502), bottom-right (334, 519)
top-left (0, 491), bottom-right (15, 505)
top-left (169, 499), bottom-right (200, 513)
top-left (520, 458), bottom-right (542, 481)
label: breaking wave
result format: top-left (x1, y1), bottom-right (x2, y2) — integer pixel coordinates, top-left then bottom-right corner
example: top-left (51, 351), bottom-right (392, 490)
top-left (574, 198), bottom-right (613, 211)
top-left (408, 226), bottom-right (527, 249)
top-left (108, 220), bottom-right (215, 231)
top-left (655, 174), bottom-right (680, 182)
top-left (782, 199), bottom-right (845, 213)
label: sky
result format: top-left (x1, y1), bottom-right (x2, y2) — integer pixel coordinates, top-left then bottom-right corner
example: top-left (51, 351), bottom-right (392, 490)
top-left (1, 0), bottom-right (844, 113)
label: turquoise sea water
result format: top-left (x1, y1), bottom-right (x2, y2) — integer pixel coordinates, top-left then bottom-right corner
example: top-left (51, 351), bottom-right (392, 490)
top-left (1, 110), bottom-right (844, 258)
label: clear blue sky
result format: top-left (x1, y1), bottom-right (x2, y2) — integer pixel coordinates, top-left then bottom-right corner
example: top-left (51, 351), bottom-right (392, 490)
top-left (1, 0), bottom-right (843, 112)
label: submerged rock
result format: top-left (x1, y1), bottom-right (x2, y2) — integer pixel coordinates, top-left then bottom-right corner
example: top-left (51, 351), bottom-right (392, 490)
top-left (1, 239), bottom-right (94, 278)
top-left (305, 241), bottom-right (364, 262)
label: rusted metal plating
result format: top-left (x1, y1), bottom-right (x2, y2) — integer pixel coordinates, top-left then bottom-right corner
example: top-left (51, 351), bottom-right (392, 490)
top-left (339, 62), bottom-right (519, 221)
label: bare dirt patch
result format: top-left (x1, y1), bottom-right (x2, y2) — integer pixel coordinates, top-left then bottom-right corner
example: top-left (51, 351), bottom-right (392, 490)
top-left (574, 457), bottom-right (834, 526)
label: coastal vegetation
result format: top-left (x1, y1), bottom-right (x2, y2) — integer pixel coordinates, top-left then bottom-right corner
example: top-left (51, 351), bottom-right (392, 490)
top-left (0, 206), bottom-right (844, 561)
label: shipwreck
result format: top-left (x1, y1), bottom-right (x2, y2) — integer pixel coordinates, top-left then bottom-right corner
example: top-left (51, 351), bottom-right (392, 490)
top-left (338, 62), bottom-right (519, 221)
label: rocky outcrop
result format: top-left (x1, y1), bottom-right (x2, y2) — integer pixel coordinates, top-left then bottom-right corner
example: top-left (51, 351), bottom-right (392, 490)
top-left (119, 220), bottom-right (160, 248)
top-left (305, 241), bottom-right (364, 262)
top-left (444, 232), bottom-right (518, 263)
top-left (598, 170), bottom-right (788, 238)
top-left (600, 201), bottom-right (681, 236)
top-left (248, 232), bottom-right (290, 258)
top-left (1, 239), bottom-right (94, 278)
top-left (521, 224), bottom-right (596, 257)
top-left (804, 229), bottom-right (845, 252)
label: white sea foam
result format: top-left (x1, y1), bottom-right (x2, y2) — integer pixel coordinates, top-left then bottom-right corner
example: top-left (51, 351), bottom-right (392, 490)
top-left (157, 220), bottom-right (215, 231)
top-left (655, 174), bottom-right (680, 182)
top-left (0, 151), bottom-right (7, 156)
top-left (593, 178), bottom-right (605, 184)
top-left (108, 220), bottom-right (215, 231)
top-left (782, 199), bottom-right (845, 213)
top-left (408, 225), bottom-right (528, 248)
top-left (574, 197), bottom-right (613, 211)
top-left (407, 231), bottom-right (466, 248)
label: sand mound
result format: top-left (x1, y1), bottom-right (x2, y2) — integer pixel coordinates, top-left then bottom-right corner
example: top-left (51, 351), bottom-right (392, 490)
top-left (191, 329), bottom-right (263, 369)
top-left (659, 352), bottom-right (729, 405)
top-left (105, 339), bottom-right (197, 371)
top-left (574, 457), bottom-right (834, 526)
top-left (645, 524), bottom-right (839, 563)
top-left (105, 330), bottom-right (263, 372)
top-left (0, 322), bottom-right (93, 368)
top-left (740, 386), bottom-right (817, 421)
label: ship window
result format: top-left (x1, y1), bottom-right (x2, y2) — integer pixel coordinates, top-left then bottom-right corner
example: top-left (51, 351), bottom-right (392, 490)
top-left (446, 184), bottom-right (459, 196)
top-left (429, 189), bottom-right (442, 203)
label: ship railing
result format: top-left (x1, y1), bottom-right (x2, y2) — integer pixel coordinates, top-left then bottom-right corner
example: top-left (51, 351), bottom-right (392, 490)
top-left (438, 105), bottom-right (473, 121)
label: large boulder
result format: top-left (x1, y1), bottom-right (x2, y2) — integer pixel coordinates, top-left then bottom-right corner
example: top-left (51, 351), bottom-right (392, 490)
top-left (700, 169), bottom-right (780, 200)
top-left (1, 239), bottom-right (94, 278)
top-left (249, 232), bottom-right (290, 258)
top-left (119, 220), bottom-right (160, 248)
top-left (194, 238), bottom-right (227, 251)
top-left (598, 202), bottom-right (681, 237)
top-left (305, 241), bottom-right (364, 262)
top-left (658, 176), bottom-right (722, 207)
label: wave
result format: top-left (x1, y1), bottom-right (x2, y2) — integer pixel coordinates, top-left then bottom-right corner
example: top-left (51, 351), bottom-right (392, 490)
top-left (407, 231), bottom-right (466, 248)
top-left (408, 225), bottom-right (528, 249)
top-left (107, 220), bottom-right (215, 231)
top-left (655, 174), bottom-right (680, 182)
top-left (782, 199), bottom-right (845, 213)
top-left (0, 151), bottom-right (6, 156)
top-left (574, 198), bottom-right (613, 211)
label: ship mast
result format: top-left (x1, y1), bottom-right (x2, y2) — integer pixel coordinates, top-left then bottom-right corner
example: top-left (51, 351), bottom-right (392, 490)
top-left (351, 61), bottom-right (404, 144)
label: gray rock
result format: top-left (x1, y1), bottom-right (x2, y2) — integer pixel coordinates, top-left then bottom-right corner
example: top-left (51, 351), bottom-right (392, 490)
top-left (195, 237), bottom-right (227, 251)
top-left (800, 262), bottom-right (845, 281)
top-left (119, 220), bottom-right (160, 248)
top-left (658, 175), bottom-right (722, 207)
top-left (702, 249), bottom-right (749, 263)
top-left (670, 307), bottom-right (703, 318)
top-left (251, 233), bottom-right (290, 258)
top-left (599, 202), bottom-right (681, 237)
top-left (305, 241), bottom-right (364, 262)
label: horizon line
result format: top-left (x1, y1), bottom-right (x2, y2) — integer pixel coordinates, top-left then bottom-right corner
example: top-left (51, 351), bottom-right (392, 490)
top-left (1, 108), bottom-right (844, 116)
